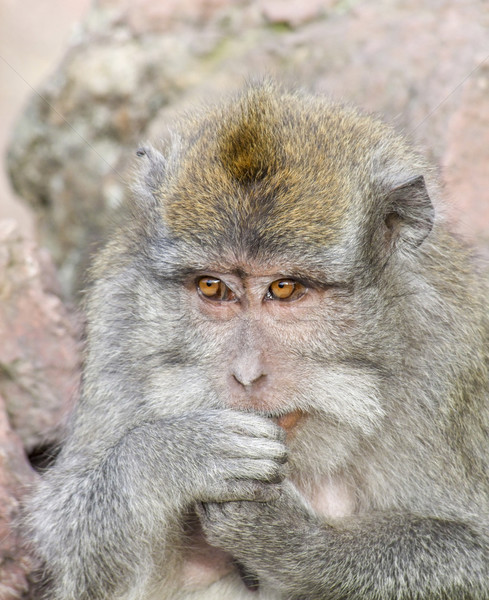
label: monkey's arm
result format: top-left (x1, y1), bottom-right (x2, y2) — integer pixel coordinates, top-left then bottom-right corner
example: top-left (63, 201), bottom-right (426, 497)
top-left (26, 411), bottom-right (287, 600)
top-left (198, 486), bottom-right (489, 599)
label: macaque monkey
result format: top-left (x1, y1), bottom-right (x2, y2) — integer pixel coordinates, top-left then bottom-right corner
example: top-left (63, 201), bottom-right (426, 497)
top-left (26, 83), bottom-right (489, 599)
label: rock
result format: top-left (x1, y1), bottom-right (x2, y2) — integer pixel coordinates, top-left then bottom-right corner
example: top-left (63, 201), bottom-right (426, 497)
top-left (0, 219), bottom-right (80, 454)
top-left (260, 0), bottom-right (330, 28)
top-left (442, 64), bottom-right (489, 246)
top-left (0, 393), bottom-right (37, 600)
top-left (0, 218), bottom-right (81, 596)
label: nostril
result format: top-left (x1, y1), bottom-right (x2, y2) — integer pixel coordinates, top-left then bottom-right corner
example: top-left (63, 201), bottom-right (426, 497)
top-left (231, 353), bottom-right (267, 388)
top-left (232, 372), bottom-right (267, 388)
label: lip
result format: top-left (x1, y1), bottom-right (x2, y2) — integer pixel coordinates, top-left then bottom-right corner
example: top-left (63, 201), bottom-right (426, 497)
top-left (273, 410), bottom-right (305, 433)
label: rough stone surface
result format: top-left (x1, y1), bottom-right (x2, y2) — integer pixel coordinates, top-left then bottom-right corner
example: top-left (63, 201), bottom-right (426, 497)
top-left (0, 218), bottom-right (82, 596)
top-left (7, 0), bottom-right (489, 298)
top-left (0, 393), bottom-right (37, 600)
top-left (442, 63), bottom-right (489, 246)
top-left (0, 219), bottom-right (80, 453)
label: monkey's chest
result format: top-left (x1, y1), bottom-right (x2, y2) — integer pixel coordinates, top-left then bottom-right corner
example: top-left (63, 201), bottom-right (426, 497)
top-left (301, 475), bottom-right (356, 518)
top-left (180, 515), bottom-right (262, 594)
top-left (181, 512), bottom-right (236, 590)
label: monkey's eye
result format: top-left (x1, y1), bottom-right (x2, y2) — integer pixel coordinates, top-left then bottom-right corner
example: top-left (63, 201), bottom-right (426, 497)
top-left (197, 277), bottom-right (236, 301)
top-left (268, 279), bottom-right (306, 301)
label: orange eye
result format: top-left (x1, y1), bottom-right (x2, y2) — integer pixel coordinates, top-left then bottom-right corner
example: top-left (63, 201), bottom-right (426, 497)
top-left (197, 277), bottom-right (235, 301)
top-left (269, 279), bottom-right (305, 301)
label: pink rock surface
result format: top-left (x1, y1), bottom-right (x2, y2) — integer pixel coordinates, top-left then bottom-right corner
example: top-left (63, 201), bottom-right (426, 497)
top-left (0, 219), bottom-right (80, 452)
top-left (0, 393), bottom-right (37, 600)
top-left (0, 219), bottom-right (82, 596)
top-left (442, 66), bottom-right (489, 244)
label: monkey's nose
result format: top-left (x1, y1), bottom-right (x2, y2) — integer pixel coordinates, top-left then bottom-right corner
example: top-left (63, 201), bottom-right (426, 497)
top-left (232, 371), bottom-right (267, 388)
top-left (231, 356), bottom-right (267, 389)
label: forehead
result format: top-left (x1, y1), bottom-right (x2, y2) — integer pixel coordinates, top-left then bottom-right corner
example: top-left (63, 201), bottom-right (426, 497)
top-left (158, 87), bottom-right (385, 253)
top-left (164, 170), bottom-right (349, 255)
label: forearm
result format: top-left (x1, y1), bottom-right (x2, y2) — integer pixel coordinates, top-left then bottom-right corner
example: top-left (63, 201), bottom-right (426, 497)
top-left (245, 513), bottom-right (489, 599)
top-left (26, 427), bottom-right (179, 600)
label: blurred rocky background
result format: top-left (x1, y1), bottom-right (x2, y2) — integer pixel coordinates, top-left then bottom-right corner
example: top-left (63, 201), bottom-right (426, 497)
top-left (1, 0), bottom-right (489, 596)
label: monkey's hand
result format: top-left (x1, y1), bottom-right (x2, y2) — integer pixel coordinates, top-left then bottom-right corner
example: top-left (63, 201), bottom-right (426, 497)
top-left (139, 410), bottom-right (288, 506)
top-left (196, 481), bottom-right (318, 581)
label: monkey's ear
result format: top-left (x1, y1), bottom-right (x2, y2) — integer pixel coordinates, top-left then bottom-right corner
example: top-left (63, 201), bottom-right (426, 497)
top-left (383, 175), bottom-right (434, 249)
top-left (133, 145), bottom-right (167, 206)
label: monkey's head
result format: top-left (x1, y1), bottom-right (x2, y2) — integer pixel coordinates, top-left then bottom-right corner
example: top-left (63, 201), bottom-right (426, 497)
top-left (91, 83), bottom-right (435, 481)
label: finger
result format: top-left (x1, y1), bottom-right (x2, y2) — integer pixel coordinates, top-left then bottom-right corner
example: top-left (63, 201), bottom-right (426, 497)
top-left (204, 480), bottom-right (282, 503)
top-left (222, 439), bottom-right (288, 463)
top-left (223, 458), bottom-right (287, 484)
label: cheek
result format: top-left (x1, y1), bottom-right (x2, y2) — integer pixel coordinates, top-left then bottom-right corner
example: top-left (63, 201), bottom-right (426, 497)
top-left (267, 302), bottom-right (359, 355)
top-left (305, 366), bottom-right (385, 432)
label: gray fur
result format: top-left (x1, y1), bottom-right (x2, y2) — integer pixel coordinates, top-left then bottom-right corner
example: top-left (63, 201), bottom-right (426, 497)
top-left (25, 83), bottom-right (489, 599)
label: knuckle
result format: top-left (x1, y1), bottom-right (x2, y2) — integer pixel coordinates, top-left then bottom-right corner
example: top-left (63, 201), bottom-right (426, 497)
top-left (276, 447), bottom-right (288, 464)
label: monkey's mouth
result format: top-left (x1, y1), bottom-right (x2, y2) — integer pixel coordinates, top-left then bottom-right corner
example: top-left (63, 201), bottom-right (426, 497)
top-left (272, 410), bottom-right (305, 433)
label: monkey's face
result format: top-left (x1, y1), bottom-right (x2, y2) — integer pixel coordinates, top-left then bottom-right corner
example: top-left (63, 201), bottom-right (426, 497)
top-left (144, 244), bottom-right (388, 479)
top-left (123, 85), bottom-right (432, 479)
top-left (191, 266), bottom-right (323, 418)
